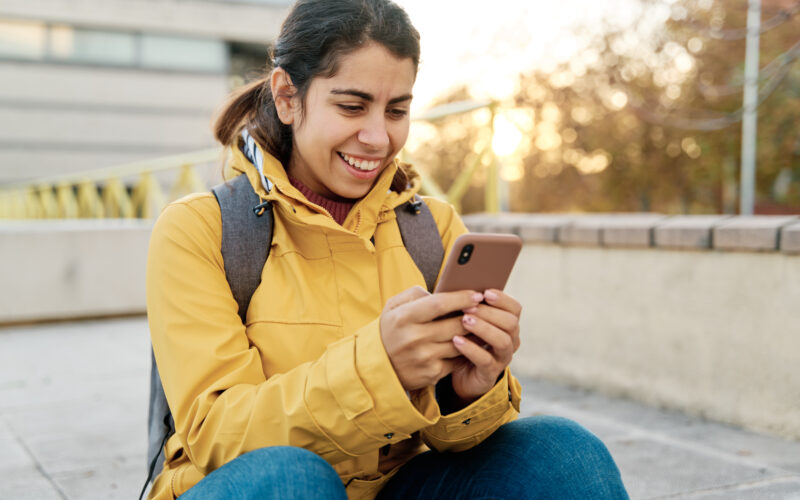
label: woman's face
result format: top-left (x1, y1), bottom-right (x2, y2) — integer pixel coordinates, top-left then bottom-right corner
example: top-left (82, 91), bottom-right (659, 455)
top-left (286, 43), bottom-right (416, 200)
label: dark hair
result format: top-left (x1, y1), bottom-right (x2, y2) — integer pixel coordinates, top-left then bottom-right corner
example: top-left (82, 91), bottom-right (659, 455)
top-left (214, 0), bottom-right (420, 192)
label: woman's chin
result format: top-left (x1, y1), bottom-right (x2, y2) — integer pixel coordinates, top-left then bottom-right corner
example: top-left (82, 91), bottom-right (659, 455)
top-left (331, 183), bottom-right (371, 201)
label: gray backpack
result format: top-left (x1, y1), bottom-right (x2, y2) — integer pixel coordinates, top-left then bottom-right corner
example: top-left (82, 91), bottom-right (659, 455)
top-left (140, 173), bottom-right (444, 498)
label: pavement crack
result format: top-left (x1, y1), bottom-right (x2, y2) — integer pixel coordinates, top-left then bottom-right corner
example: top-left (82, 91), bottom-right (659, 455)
top-left (0, 413), bottom-right (70, 500)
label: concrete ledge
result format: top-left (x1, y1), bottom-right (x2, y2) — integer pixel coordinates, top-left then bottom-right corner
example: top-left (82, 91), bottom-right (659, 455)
top-left (517, 215), bottom-right (574, 244)
top-left (780, 220), bottom-right (800, 253)
top-left (559, 216), bottom-right (603, 246)
top-left (598, 214), bottom-right (666, 248)
top-left (653, 215), bottom-right (732, 249)
top-left (463, 213), bottom-right (800, 254)
top-left (713, 216), bottom-right (799, 252)
top-left (0, 220), bottom-right (152, 323)
top-left (477, 213), bottom-right (526, 235)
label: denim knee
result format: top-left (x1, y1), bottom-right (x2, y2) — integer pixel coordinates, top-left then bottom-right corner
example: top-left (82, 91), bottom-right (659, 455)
top-left (242, 446), bottom-right (343, 489)
top-left (181, 446), bottom-right (346, 500)
top-left (494, 416), bottom-right (628, 499)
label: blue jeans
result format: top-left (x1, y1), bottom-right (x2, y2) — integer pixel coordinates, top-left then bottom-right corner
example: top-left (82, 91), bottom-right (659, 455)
top-left (378, 416), bottom-right (629, 499)
top-left (179, 446), bottom-right (347, 500)
top-left (180, 416), bottom-right (628, 499)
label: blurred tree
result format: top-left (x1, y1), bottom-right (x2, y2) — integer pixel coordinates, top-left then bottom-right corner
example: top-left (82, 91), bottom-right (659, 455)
top-left (411, 0), bottom-right (800, 214)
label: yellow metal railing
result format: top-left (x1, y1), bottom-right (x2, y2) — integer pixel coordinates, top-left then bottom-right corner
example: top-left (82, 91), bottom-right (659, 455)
top-left (410, 100), bottom-right (500, 213)
top-left (0, 100), bottom-right (503, 219)
top-left (0, 149), bottom-right (221, 220)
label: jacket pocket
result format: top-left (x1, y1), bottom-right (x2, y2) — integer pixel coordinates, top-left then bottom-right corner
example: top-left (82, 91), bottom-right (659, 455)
top-left (247, 252), bottom-right (342, 327)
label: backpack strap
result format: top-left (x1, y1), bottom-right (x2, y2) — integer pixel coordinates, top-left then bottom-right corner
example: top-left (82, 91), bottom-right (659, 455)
top-left (140, 351), bottom-right (174, 500)
top-left (212, 173), bottom-right (274, 323)
top-left (394, 195), bottom-right (445, 292)
top-left (141, 174), bottom-right (273, 500)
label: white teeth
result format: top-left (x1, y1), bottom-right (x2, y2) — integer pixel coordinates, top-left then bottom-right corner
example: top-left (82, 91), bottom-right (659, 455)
top-left (341, 153), bottom-right (380, 171)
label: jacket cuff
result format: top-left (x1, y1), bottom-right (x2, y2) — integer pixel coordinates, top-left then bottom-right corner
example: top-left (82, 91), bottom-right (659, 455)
top-left (423, 367), bottom-right (520, 452)
top-left (318, 318), bottom-right (440, 453)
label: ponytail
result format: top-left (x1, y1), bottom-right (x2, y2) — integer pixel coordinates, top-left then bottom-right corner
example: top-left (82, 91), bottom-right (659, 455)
top-left (212, 75), bottom-right (294, 166)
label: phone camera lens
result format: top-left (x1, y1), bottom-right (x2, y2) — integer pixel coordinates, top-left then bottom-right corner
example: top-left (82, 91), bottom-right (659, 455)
top-left (458, 244), bottom-right (474, 265)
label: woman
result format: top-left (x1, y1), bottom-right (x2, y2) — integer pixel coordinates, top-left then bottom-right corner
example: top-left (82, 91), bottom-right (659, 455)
top-left (146, 0), bottom-right (630, 498)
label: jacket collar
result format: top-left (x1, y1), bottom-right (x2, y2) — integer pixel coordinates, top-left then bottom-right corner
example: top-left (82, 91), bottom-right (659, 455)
top-left (227, 135), bottom-right (421, 238)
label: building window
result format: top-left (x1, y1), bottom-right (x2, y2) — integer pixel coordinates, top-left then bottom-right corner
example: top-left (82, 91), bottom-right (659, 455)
top-left (228, 41), bottom-right (269, 89)
top-left (0, 20), bottom-right (47, 60)
top-left (50, 25), bottom-right (137, 66)
top-left (141, 34), bottom-right (227, 72)
top-left (0, 19), bottom-right (227, 73)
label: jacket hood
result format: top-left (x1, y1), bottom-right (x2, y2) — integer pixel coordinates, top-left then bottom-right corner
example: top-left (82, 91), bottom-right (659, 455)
top-left (225, 134), bottom-right (422, 238)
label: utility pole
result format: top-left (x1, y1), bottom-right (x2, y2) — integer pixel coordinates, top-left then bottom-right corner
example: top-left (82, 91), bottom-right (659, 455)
top-left (740, 0), bottom-right (760, 215)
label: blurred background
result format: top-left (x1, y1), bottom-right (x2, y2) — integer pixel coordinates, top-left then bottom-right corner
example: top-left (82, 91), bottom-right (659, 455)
top-left (403, 0), bottom-right (800, 215)
top-left (1, 0), bottom-right (799, 215)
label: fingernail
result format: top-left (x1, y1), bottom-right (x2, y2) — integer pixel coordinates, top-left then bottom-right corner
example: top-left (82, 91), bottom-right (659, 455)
top-left (484, 290), bottom-right (498, 301)
top-left (463, 306), bottom-right (478, 314)
top-left (463, 315), bottom-right (476, 325)
top-left (472, 292), bottom-right (483, 302)
top-left (453, 335), bottom-right (465, 346)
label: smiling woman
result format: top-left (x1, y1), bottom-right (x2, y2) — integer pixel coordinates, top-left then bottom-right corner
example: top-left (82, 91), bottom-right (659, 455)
top-left (272, 43), bottom-right (416, 200)
top-left (144, 1), bottom-right (630, 499)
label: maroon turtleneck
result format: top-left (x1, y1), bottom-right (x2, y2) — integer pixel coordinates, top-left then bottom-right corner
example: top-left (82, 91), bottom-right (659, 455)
top-left (288, 175), bottom-right (355, 226)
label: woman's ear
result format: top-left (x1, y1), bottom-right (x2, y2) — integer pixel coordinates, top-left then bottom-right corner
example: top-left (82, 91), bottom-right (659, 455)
top-left (271, 68), bottom-right (297, 125)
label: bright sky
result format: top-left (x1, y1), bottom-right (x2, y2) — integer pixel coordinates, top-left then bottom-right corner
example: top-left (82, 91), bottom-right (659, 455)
top-left (394, 0), bottom-right (645, 111)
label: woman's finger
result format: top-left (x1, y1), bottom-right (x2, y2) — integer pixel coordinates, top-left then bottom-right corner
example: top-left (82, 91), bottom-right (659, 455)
top-left (464, 304), bottom-right (518, 335)
top-left (422, 315), bottom-right (470, 343)
top-left (464, 304), bottom-right (520, 352)
top-left (398, 290), bottom-right (483, 324)
top-left (461, 314), bottom-right (514, 362)
top-left (482, 289), bottom-right (522, 317)
top-left (452, 334), bottom-right (495, 370)
top-left (433, 341), bottom-right (461, 360)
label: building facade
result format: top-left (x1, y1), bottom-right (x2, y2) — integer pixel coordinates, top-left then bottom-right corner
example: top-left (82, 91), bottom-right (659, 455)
top-left (0, 0), bottom-right (292, 183)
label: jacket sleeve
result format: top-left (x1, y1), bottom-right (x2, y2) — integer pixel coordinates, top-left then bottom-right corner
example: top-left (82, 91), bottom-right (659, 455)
top-left (147, 196), bottom-right (440, 475)
top-left (419, 197), bottom-right (523, 453)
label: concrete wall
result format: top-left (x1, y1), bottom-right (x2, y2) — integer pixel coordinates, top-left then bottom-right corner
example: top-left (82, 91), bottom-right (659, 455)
top-left (0, 220), bottom-right (152, 322)
top-left (1, 213), bottom-right (798, 439)
top-left (463, 213), bottom-right (800, 440)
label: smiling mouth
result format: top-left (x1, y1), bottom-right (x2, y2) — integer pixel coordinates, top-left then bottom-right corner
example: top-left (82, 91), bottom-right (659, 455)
top-left (338, 152), bottom-right (382, 172)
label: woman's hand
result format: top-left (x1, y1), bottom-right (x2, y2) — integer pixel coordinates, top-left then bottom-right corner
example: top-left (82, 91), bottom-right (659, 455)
top-left (380, 286), bottom-right (484, 391)
top-left (449, 289), bottom-right (522, 402)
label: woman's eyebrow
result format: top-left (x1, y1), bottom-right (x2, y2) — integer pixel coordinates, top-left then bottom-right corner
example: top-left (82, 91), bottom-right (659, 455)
top-left (330, 88), bottom-right (413, 105)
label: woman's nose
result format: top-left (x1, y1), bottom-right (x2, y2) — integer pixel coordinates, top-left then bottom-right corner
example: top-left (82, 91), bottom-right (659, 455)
top-left (357, 113), bottom-right (390, 150)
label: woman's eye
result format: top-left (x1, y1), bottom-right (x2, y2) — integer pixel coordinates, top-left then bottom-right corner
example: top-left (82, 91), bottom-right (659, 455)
top-left (337, 104), bottom-right (362, 113)
top-left (388, 108), bottom-right (408, 119)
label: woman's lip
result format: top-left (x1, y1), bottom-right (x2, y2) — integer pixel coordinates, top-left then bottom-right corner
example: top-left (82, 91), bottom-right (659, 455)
top-left (338, 152), bottom-right (382, 180)
top-left (338, 152), bottom-right (384, 161)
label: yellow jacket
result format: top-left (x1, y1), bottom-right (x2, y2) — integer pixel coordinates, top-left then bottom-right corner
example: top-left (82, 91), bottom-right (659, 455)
top-left (146, 144), bottom-right (522, 499)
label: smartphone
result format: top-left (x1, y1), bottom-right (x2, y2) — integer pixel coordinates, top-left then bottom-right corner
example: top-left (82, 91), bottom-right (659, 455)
top-left (434, 233), bottom-right (522, 294)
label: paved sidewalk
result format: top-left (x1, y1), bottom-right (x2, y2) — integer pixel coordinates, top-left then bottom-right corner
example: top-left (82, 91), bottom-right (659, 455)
top-left (0, 317), bottom-right (798, 499)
